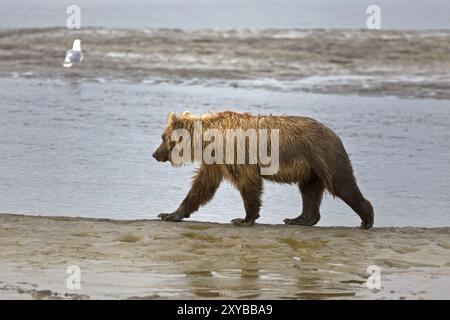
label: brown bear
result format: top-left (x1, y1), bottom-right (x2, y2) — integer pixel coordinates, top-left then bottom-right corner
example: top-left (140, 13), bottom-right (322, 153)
top-left (152, 111), bottom-right (374, 229)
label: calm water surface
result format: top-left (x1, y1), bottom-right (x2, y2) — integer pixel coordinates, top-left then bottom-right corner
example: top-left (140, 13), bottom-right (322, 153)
top-left (1, 77), bottom-right (449, 227)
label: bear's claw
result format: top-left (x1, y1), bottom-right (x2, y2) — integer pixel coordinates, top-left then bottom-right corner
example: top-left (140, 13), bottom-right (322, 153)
top-left (359, 220), bottom-right (374, 230)
top-left (158, 213), bottom-right (183, 222)
top-left (283, 215), bottom-right (320, 226)
top-left (231, 218), bottom-right (255, 226)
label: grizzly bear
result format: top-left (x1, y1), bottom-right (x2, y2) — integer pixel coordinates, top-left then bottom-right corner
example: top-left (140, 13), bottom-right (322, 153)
top-left (152, 111), bottom-right (374, 229)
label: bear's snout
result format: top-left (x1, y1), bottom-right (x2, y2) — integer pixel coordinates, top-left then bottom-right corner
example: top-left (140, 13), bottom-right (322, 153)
top-left (152, 144), bottom-right (169, 162)
top-left (152, 150), bottom-right (163, 162)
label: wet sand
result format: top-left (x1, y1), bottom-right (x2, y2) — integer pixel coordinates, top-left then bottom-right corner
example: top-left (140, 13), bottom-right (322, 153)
top-left (0, 213), bottom-right (448, 299)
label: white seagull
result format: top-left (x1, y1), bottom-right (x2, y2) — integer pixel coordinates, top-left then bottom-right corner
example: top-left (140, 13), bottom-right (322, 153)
top-left (63, 39), bottom-right (83, 68)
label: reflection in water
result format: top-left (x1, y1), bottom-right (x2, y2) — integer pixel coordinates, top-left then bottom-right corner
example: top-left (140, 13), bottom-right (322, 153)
top-left (185, 266), bottom-right (221, 298)
top-left (181, 248), bottom-right (262, 298)
top-left (173, 235), bottom-right (362, 299)
top-left (237, 254), bottom-right (261, 298)
top-left (63, 74), bottom-right (83, 96)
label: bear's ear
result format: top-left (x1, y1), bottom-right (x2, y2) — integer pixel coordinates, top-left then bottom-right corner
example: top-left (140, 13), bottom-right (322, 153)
top-left (167, 112), bottom-right (177, 124)
top-left (201, 113), bottom-right (213, 120)
top-left (182, 111), bottom-right (193, 118)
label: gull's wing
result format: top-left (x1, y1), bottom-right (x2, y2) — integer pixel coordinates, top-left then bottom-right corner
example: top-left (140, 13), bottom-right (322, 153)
top-left (63, 50), bottom-right (83, 67)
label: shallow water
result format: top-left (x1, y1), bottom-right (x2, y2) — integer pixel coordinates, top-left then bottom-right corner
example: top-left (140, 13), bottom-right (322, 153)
top-left (1, 77), bottom-right (449, 227)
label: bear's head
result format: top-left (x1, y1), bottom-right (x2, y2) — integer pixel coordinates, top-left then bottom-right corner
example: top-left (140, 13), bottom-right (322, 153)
top-left (152, 111), bottom-right (193, 165)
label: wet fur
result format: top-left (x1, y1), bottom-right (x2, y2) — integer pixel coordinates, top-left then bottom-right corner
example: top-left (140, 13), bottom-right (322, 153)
top-left (154, 111), bottom-right (374, 229)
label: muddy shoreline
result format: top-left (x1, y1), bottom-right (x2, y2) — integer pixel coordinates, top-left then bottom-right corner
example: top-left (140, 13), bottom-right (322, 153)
top-left (0, 213), bottom-right (449, 299)
top-left (1, 28), bottom-right (450, 99)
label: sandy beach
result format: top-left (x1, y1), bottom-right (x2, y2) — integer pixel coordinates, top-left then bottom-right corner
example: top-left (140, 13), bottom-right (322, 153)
top-left (0, 213), bottom-right (448, 299)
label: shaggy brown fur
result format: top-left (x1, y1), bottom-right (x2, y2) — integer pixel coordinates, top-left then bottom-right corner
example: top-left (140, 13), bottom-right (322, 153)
top-left (152, 111), bottom-right (374, 229)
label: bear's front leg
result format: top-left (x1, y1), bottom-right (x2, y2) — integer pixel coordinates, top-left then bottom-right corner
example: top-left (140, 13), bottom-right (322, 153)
top-left (158, 165), bottom-right (223, 222)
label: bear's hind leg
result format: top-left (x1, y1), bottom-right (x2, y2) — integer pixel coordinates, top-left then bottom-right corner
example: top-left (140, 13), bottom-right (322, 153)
top-left (231, 177), bottom-right (262, 227)
top-left (284, 175), bottom-right (324, 226)
top-left (334, 179), bottom-right (374, 230)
